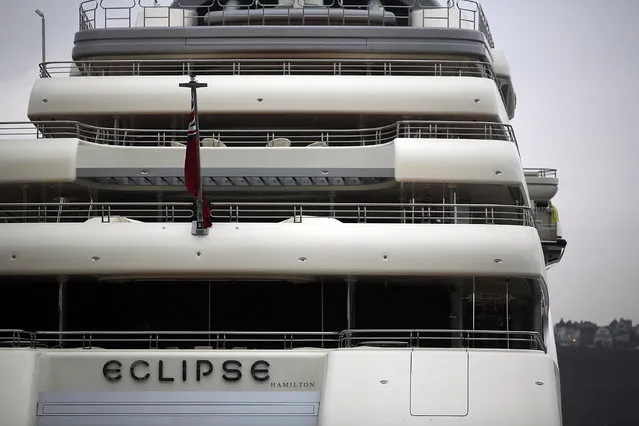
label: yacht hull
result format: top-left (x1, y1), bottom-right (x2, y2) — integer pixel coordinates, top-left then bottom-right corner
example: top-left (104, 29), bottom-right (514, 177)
top-left (0, 348), bottom-right (561, 426)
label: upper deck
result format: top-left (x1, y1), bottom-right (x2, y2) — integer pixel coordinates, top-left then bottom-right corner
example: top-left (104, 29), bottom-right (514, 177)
top-left (28, 1), bottom-right (516, 120)
top-left (74, 0), bottom-right (494, 60)
top-left (72, 0), bottom-right (518, 118)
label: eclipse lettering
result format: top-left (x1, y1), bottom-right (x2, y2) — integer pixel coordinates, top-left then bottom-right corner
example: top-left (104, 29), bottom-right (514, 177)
top-left (102, 359), bottom-right (270, 384)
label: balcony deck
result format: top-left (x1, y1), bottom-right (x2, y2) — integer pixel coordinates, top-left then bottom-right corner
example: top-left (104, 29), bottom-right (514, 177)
top-left (0, 201), bottom-right (535, 226)
top-left (41, 58), bottom-right (495, 79)
top-left (0, 201), bottom-right (536, 226)
top-left (78, 0), bottom-right (493, 50)
top-left (11, 120), bottom-right (516, 147)
top-left (524, 168), bottom-right (559, 202)
top-left (0, 119), bottom-right (524, 188)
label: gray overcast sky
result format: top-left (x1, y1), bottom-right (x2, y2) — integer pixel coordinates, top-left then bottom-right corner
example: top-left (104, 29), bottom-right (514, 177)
top-left (1, 0), bottom-right (637, 325)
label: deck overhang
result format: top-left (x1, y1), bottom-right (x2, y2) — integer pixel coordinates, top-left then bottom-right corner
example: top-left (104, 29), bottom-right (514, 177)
top-left (0, 135), bottom-right (524, 188)
top-left (0, 222), bottom-right (545, 278)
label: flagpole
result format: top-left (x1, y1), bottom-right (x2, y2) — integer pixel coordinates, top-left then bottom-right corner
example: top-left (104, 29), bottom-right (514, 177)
top-left (180, 73), bottom-right (209, 235)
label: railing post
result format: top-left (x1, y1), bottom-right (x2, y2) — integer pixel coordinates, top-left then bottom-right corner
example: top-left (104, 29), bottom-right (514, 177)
top-left (57, 276), bottom-right (68, 348)
top-left (346, 276), bottom-right (356, 330)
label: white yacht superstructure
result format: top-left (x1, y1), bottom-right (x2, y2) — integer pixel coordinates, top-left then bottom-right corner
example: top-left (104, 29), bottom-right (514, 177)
top-left (0, 1), bottom-right (565, 425)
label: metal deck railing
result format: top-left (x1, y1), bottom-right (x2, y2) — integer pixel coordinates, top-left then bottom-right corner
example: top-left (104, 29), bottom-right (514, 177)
top-left (523, 168), bottom-right (558, 178)
top-left (0, 120), bottom-right (517, 147)
top-left (0, 202), bottom-right (536, 227)
top-left (39, 58), bottom-right (495, 79)
top-left (78, 0), bottom-right (494, 48)
top-left (534, 218), bottom-right (559, 241)
top-left (339, 329), bottom-right (545, 351)
top-left (0, 202), bottom-right (194, 223)
top-left (0, 329), bottom-right (544, 351)
top-left (0, 330), bottom-right (33, 348)
top-left (210, 202), bottom-right (535, 225)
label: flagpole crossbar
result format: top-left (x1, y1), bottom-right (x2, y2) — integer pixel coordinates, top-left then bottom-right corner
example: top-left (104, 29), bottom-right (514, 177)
top-left (180, 74), bottom-right (211, 236)
top-left (178, 81), bottom-right (209, 90)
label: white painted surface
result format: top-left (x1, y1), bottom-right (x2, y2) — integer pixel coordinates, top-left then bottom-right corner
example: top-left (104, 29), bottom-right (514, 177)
top-left (0, 348), bottom-right (561, 426)
top-left (0, 138), bottom-right (77, 183)
top-left (467, 350), bottom-right (562, 426)
top-left (394, 138), bottom-right (524, 184)
top-left (134, 7), bottom-right (197, 27)
top-left (525, 176), bottom-right (559, 201)
top-left (547, 310), bottom-right (559, 365)
top-left (39, 350), bottom-right (325, 392)
top-left (0, 222), bottom-right (545, 277)
top-left (28, 76), bottom-right (508, 122)
top-left (410, 349), bottom-right (468, 416)
top-left (75, 139), bottom-right (524, 188)
top-left (75, 139), bottom-right (393, 170)
top-left (490, 48), bottom-right (511, 78)
top-left (319, 349), bottom-right (412, 426)
top-left (0, 350), bottom-right (39, 426)
top-left (318, 349), bottom-right (561, 426)
top-left (0, 136), bottom-right (525, 187)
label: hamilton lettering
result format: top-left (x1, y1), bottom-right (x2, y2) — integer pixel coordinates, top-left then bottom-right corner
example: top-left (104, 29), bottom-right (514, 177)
top-left (102, 359), bottom-right (271, 384)
top-left (270, 381), bottom-right (316, 389)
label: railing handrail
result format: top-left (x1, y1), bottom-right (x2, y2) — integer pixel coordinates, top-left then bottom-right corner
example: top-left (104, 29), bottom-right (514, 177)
top-left (0, 119), bottom-right (518, 147)
top-left (38, 58), bottom-right (496, 79)
top-left (0, 202), bottom-right (192, 207)
top-left (523, 168), bottom-right (558, 178)
top-left (0, 328), bottom-right (544, 351)
top-left (33, 330), bottom-right (338, 335)
top-left (0, 201), bottom-right (530, 207)
top-left (459, 0), bottom-right (494, 49)
top-left (0, 201), bottom-right (536, 227)
top-left (78, 0), bottom-right (495, 48)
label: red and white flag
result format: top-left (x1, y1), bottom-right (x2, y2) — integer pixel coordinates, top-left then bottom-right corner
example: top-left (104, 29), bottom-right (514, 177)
top-left (185, 94), bottom-right (212, 229)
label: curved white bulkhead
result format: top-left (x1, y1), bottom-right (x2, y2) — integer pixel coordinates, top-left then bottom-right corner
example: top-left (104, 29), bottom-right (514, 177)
top-left (0, 222), bottom-right (545, 277)
top-left (74, 138), bottom-right (394, 175)
top-left (490, 49), bottom-right (511, 78)
top-left (28, 76), bottom-right (509, 121)
top-left (394, 138), bottom-right (523, 184)
top-left (525, 173), bottom-right (559, 202)
top-left (0, 139), bottom-right (78, 183)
